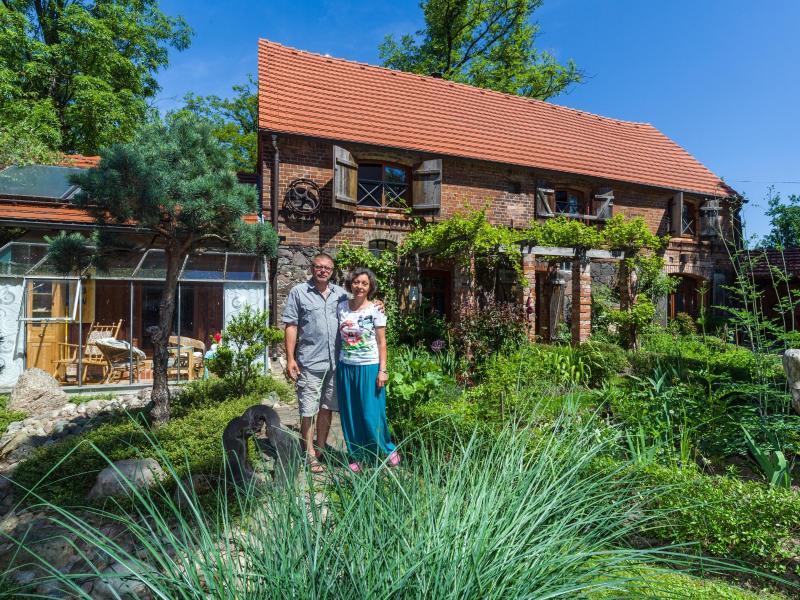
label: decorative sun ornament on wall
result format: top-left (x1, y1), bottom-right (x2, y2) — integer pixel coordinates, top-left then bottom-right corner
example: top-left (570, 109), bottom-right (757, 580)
top-left (283, 178), bottom-right (321, 222)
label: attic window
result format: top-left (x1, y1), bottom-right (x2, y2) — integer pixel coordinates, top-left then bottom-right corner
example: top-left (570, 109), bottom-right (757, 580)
top-left (507, 181), bottom-right (522, 194)
top-left (555, 190), bottom-right (586, 215)
top-left (357, 163), bottom-right (410, 209)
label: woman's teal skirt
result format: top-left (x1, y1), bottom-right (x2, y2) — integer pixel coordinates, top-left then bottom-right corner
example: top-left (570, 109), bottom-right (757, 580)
top-left (337, 362), bottom-right (396, 461)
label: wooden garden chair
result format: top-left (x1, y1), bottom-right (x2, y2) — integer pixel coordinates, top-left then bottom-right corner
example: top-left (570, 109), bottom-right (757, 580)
top-left (53, 319), bottom-right (123, 384)
top-left (167, 335), bottom-right (206, 381)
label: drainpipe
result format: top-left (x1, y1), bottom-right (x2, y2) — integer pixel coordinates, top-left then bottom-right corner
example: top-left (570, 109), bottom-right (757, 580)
top-left (269, 133), bottom-right (280, 334)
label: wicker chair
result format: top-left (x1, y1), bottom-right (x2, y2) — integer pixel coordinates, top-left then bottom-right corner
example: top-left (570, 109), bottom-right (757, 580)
top-left (95, 337), bottom-right (146, 383)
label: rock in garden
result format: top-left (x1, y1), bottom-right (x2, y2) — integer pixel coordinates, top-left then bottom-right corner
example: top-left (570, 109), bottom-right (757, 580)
top-left (9, 369), bottom-right (68, 415)
top-left (90, 561), bottom-right (152, 599)
top-left (782, 349), bottom-right (800, 415)
top-left (87, 459), bottom-right (165, 500)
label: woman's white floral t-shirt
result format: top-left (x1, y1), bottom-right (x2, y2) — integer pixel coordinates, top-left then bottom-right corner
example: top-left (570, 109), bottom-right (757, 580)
top-left (337, 300), bottom-right (386, 365)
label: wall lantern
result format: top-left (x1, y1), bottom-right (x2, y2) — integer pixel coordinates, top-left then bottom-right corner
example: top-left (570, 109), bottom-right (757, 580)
top-left (700, 198), bottom-right (722, 238)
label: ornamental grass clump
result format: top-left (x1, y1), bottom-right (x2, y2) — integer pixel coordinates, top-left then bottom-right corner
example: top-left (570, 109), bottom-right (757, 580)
top-left (4, 417), bottom-right (741, 599)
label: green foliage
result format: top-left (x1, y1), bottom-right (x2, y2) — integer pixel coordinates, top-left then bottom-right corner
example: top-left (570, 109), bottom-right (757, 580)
top-left (206, 306), bottom-right (283, 398)
top-left (401, 210), bottom-right (526, 283)
top-left (335, 241), bottom-right (397, 294)
top-left (394, 304), bottom-right (448, 347)
top-left (528, 215), bottom-right (604, 249)
top-left (171, 374), bottom-right (293, 419)
top-left (11, 392), bottom-right (272, 507)
top-left (670, 311), bottom-right (699, 336)
top-left (0, 0), bottom-right (191, 154)
top-left (386, 345), bottom-right (461, 430)
top-left (448, 297), bottom-right (528, 363)
top-left (574, 341), bottom-right (630, 387)
top-left (764, 188), bottom-right (800, 249)
top-left (379, 0), bottom-right (581, 99)
top-left (742, 426), bottom-right (791, 488)
top-left (636, 461), bottom-right (800, 574)
top-left (0, 394), bottom-right (25, 434)
top-left (181, 75), bottom-right (258, 171)
top-left (602, 214), bottom-right (665, 252)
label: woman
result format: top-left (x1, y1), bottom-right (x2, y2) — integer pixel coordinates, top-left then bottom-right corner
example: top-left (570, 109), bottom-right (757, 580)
top-left (337, 267), bottom-right (399, 472)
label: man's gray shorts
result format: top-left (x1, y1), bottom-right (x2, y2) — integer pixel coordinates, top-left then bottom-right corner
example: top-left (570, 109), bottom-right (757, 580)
top-left (296, 368), bottom-right (338, 417)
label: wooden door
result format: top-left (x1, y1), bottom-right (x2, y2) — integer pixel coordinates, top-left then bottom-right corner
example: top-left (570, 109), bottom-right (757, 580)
top-left (26, 280), bottom-right (68, 375)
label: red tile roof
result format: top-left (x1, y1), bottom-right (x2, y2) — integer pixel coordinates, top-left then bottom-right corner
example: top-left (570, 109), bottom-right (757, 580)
top-left (58, 154), bottom-right (101, 168)
top-left (258, 40), bottom-right (734, 197)
top-left (0, 203), bottom-right (96, 224)
top-left (748, 248), bottom-right (800, 277)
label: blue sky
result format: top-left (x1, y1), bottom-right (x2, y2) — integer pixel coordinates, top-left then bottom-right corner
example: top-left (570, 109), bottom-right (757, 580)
top-left (156, 0), bottom-right (800, 242)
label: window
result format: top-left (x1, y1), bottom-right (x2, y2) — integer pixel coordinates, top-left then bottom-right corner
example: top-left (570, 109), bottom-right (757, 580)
top-left (555, 190), bottom-right (586, 215)
top-left (368, 239), bottom-right (397, 257)
top-left (681, 202), bottom-right (697, 237)
top-left (357, 163), bottom-right (410, 209)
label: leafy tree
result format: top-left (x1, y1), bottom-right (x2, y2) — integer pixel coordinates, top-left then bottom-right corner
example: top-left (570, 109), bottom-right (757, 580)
top-left (182, 75), bottom-right (258, 172)
top-left (379, 0), bottom-right (581, 99)
top-left (48, 113), bottom-right (278, 423)
top-left (0, 0), bottom-right (191, 155)
top-left (763, 190), bottom-right (800, 249)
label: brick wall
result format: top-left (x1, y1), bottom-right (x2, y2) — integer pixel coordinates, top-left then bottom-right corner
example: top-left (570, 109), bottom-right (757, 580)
top-left (262, 132), bottom-right (736, 340)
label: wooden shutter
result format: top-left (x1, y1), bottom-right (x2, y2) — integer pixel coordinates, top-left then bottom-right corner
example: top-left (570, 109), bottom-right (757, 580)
top-left (412, 159), bottom-right (442, 210)
top-left (536, 180), bottom-right (554, 217)
top-left (594, 187), bottom-right (614, 220)
top-left (670, 192), bottom-right (683, 236)
top-left (332, 145), bottom-right (358, 211)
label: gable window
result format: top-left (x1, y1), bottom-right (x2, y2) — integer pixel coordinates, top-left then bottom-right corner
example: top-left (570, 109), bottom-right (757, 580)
top-left (555, 190), bottom-right (586, 215)
top-left (357, 163), bottom-right (410, 209)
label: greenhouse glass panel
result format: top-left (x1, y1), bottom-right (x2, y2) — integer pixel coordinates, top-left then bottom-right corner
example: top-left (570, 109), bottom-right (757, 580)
top-left (225, 254), bottom-right (263, 281)
top-left (181, 253), bottom-right (225, 281)
top-left (0, 165), bottom-right (82, 200)
top-left (0, 243), bottom-right (47, 276)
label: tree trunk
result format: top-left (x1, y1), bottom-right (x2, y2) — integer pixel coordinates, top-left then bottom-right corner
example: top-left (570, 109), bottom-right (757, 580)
top-left (149, 247), bottom-right (184, 424)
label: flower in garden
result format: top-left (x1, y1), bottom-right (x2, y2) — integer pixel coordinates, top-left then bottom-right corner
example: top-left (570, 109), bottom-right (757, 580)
top-left (431, 339), bottom-right (446, 353)
top-left (213, 332), bottom-right (222, 343)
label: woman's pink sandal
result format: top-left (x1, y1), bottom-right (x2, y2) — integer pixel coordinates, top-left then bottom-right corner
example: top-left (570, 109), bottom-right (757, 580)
top-left (387, 451), bottom-right (401, 467)
top-left (348, 462), bottom-right (362, 473)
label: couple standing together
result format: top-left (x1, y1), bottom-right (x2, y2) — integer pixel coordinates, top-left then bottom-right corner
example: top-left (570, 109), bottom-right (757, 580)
top-left (282, 252), bottom-right (399, 473)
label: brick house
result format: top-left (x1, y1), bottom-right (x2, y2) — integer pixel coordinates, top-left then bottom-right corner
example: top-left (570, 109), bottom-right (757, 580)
top-left (258, 40), bottom-right (739, 341)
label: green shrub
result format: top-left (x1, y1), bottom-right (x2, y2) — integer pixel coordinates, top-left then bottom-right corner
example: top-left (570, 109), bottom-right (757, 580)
top-left (447, 298), bottom-right (528, 363)
top-left (575, 341), bottom-right (630, 386)
top-left (0, 394), bottom-right (25, 434)
top-left (206, 306), bottom-right (283, 397)
top-left (669, 311), bottom-right (699, 336)
top-left (386, 346), bottom-right (461, 432)
top-left (11, 390), bottom-right (283, 507)
top-left (637, 462), bottom-right (800, 574)
top-left (172, 375), bottom-right (293, 418)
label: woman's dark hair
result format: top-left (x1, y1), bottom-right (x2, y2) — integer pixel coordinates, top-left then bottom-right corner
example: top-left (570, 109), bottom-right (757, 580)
top-left (345, 267), bottom-right (379, 300)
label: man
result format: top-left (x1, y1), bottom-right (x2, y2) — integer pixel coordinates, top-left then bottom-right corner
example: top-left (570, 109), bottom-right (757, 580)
top-left (282, 252), bottom-right (347, 472)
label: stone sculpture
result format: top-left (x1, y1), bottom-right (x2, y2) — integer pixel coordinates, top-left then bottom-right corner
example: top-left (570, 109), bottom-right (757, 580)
top-left (222, 404), bottom-right (295, 486)
top-left (782, 349), bottom-right (800, 415)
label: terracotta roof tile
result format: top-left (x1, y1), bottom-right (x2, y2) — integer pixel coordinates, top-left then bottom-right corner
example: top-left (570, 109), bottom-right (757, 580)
top-left (57, 154), bottom-right (101, 168)
top-left (0, 203), bottom-right (96, 224)
top-left (258, 40), bottom-right (734, 197)
top-left (748, 248), bottom-right (800, 277)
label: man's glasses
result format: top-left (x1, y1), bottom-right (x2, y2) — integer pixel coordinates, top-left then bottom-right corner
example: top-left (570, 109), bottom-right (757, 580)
top-left (312, 265), bottom-right (333, 272)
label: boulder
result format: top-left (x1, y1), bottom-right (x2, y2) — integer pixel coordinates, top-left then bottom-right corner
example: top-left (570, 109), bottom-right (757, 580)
top-left (90, 561), bottom-right (152, 599)
top-left (783, 349), bottom-right (800, 415)
top-left (9, 369), bottom-right (67, 415)
top-left (87, 459), bottom-right (165, 500)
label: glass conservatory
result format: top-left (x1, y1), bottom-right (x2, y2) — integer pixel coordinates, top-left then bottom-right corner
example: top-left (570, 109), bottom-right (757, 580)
top-left (0, 242), bottom-right (269, 389)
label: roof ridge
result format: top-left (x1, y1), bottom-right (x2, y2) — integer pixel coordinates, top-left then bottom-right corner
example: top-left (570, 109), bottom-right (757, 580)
top-left (258, 38), bottom-right (652, 128)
